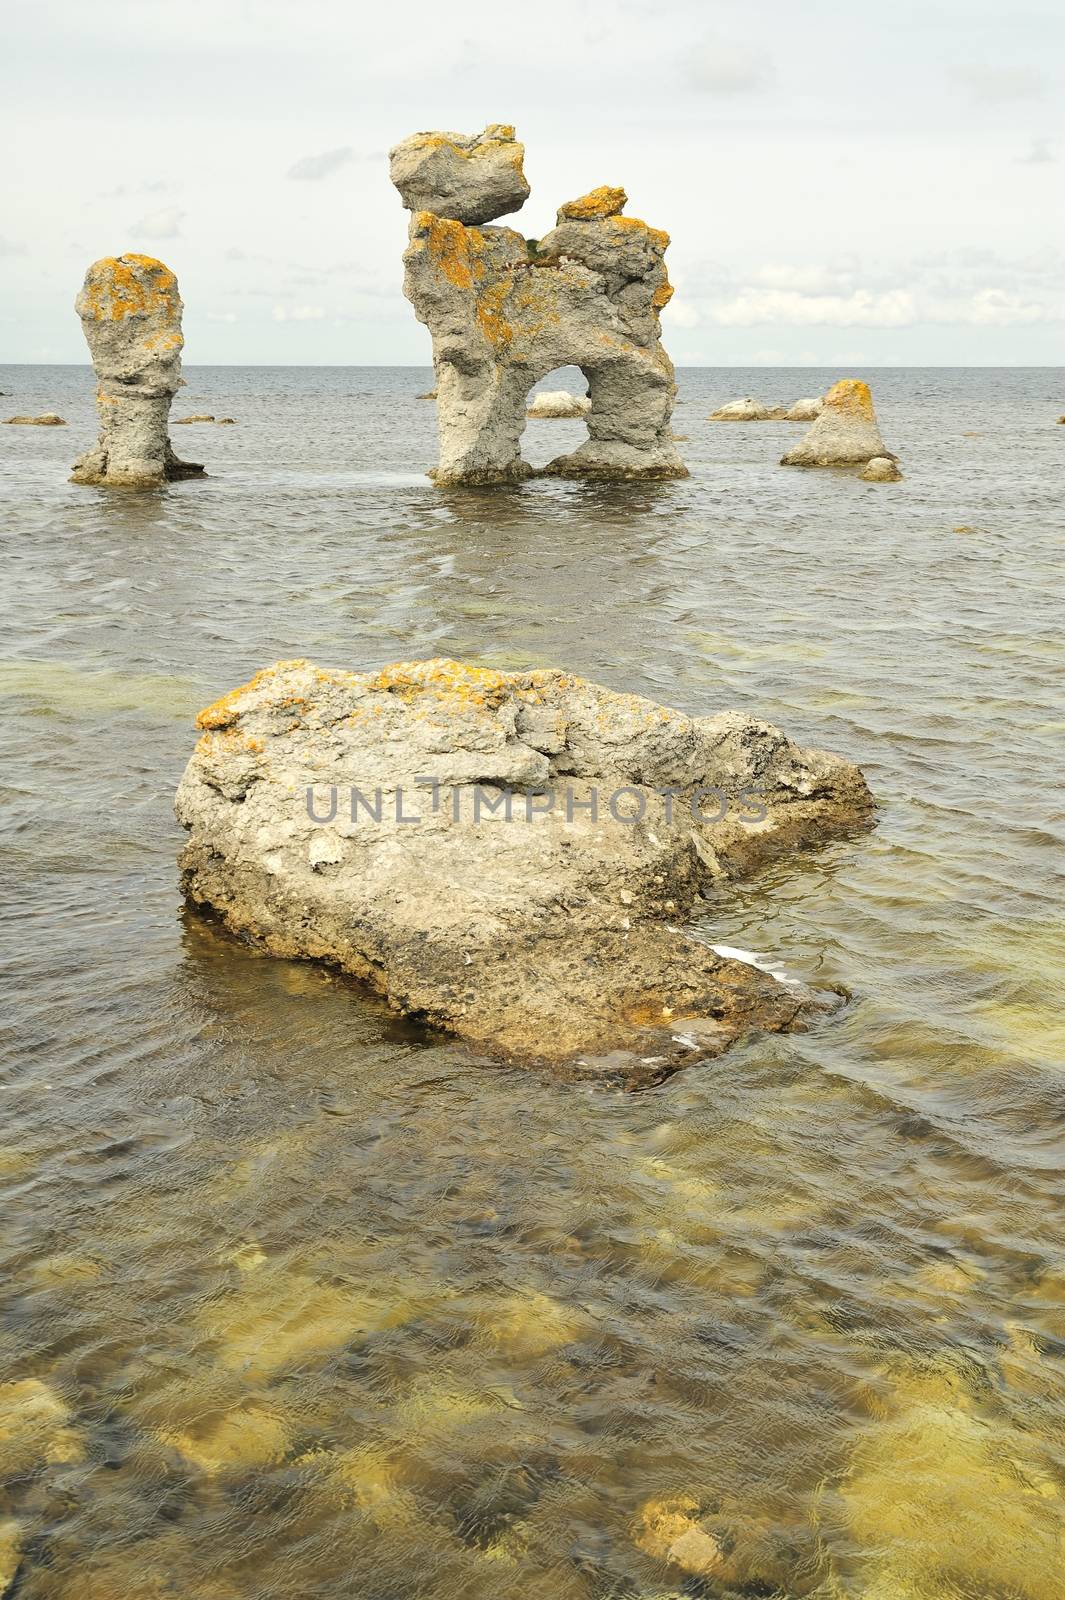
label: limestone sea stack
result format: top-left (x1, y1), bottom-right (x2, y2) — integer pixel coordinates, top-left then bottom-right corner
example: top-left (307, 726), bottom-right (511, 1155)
top-left (390, 126), bottom-right (686, 483)
top-left (781, 378), bottom-right (895, 469)
top-left (176, 659), bottom-right (873, 1084)
top-left (527, 389), bottom-right (591, 419)
top-left (71, 254), bottom-right (205, 488)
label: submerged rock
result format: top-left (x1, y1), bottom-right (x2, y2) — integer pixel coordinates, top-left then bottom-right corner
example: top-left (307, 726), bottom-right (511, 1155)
top-left (0, 1378), bottom-right (82, 1476)
top-left (392, 125), bottom-right (686, 483)
top-left (176, 658), bottom-right (873, 1082)
top-left (709, 397), bottom-right (786, 421)
top-left (781, 377), bottom-right (894, 468)
top-left (861, 455), bottom-right (903, 482)
top-left (71, 253), bottom-right (205, 488)
top-left (526, 389), bottom-right (591, 419)
top-left (0, 1520), bottom-right (19, 1599)
top-left (389, 124), bottom-right (530, 226)
top-left (4, 413), bottom-right (66, 425)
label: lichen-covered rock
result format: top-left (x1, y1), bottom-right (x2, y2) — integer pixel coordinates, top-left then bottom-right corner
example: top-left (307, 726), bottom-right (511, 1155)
top-left (709, 398), bottom-right (786, 421)
top-left (392, 129), bottom-right (686, 484)
top-left (4, 413), bottom-right (66, 426)
top-left (861, 455), bottom-right (903, 482)
top-left (389, 125), bottom-right (530, 226)
top-left (781, 378), bottom-right (892, 467)
top-left (71, 254), bottom-right (205, 488)
top-left (176, 658), bottom-right (872, 1084)
top-left (784, 395), bottom-right (824, 421)
top-left (527, 389), bottom-right (591, 419)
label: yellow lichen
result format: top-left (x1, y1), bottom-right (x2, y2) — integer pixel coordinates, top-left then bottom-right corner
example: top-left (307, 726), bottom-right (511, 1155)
top-left (824, 377), bottom-right (875, 415)
top-left (476, 279), bottom-right (513, 346)
top-left (80, 254), bottom-right (180, 323)
top-left (557, 186), bottom-right (627, 221)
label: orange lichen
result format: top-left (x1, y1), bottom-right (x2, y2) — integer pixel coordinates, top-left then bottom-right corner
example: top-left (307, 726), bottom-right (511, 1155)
top-left (823, 378), bottom-right (874, 415)
top-left (557, 186), bottom-right (627, 221)
top-left (195, 661), bottom-right (310, 729)
top-left (476, 280), bottom-right (513, 347)
top-left (80, 254), bottom-right (180, 323)
top-left (652, 282), bottom-right (674, 309)
top-left (417, 216), bottom-right (492, 290)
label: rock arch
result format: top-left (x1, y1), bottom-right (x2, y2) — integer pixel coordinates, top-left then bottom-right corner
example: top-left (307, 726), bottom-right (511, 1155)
top-left (390, 130), bottom-right (687, 485)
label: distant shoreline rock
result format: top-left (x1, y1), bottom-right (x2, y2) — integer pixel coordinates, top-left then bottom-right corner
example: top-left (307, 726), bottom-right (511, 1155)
top-left (526, 389), bottom-right (591, 419)
top-left (5, 414), bottom-right (66, 426)
top-left (176, 657), bottom-right (874, 1085)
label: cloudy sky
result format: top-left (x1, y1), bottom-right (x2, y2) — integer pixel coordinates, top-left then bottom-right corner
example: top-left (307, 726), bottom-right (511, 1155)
top-left (3, 0), bottom-right (1063, 365)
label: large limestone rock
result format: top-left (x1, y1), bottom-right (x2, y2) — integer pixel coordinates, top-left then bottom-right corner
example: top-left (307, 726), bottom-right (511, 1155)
top-left (526, 389), bottom-right (591, 419)
top-left (781, 378), bottom-right (893, 468)
top-left (176, 659), bottom-right (873, 1084)
top-left (71, 254), bottom-right (205, 488)
top-left (392, 126), bottom-right (686, 484)
top-left (389, 125), bottom-right (530, 226)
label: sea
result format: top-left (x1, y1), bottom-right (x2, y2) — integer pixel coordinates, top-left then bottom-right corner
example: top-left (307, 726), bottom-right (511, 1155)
top-left (1, 363), bottom-right (1063, 1598)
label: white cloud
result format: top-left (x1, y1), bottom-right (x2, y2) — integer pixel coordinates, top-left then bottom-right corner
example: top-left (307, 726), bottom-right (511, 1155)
top-left (683, 35), bottom-right (772, 95)
top-left (950, 63), bottom-right (1047, 104)
top-left (130, 205), bottom-right (184, 239)
top-left (287, 146), bottom-right (353, 181)
top-left (711, 288), bottom-right (917, 328)
top-left (1016, 138), bottom-right (1055, 165)
top-left (272, 304), bottom-right (326, 322)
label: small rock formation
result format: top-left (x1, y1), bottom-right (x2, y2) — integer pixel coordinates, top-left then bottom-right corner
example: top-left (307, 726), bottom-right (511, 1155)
top-left (784, 395), bottom-right (824, 421)
top-left (216, 417), bottom-right (237, 425)
top-left (709, 397), bottom-right (787, 421)
top-left (416, 389), bottom-right (437, 400)
top-left (781, 378), bottom-right (895, 468)
top-left (172, 413), bottom-right (215, 424)
top-left (4, 414), bottom-right (66, 425)
top-left (390, 125), bottom-right (530, 226)
top-left (861, 455), bottom-right (903, 482)
top-left (526, 389), bottom-right (591, 419)
top-left (176, 658), bottom-right (872, 1085)
top-left (390, 126), bottom-right (686, 483)
top-left (71, 254), bottom-right (205, 488)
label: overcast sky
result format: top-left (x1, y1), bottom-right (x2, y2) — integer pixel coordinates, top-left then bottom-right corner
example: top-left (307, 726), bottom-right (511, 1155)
top-left (3, 0), bottom-right (1063, 365)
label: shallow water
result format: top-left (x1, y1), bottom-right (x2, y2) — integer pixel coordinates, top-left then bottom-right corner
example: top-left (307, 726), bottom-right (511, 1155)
top-left (1, 364), bottom-right (1063, 1598)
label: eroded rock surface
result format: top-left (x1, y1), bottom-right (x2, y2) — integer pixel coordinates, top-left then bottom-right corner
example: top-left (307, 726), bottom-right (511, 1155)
top-left (781, 378), bottom-right (894, 468)
top-left (392, 126), bottom-right (686, 483)
top-left (785, 395), bottom-right (824, 421)
top-left (71, 254), bottom-right (205, 488)
top-left (176, 659), bottom-right (872, 1084)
